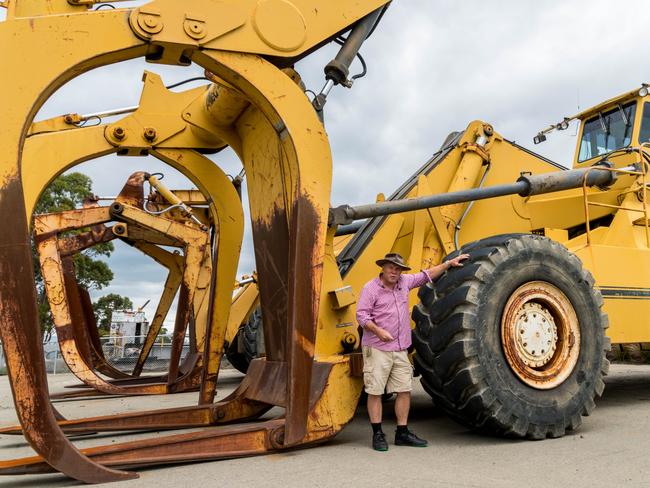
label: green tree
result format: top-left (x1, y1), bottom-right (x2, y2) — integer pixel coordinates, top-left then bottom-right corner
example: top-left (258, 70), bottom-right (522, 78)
top-left (35, 172), bottom-right (94, 215)
top-left (33, 172), bottom-right (128, 339)
top-left (93, 294), bottom-right (134, 336)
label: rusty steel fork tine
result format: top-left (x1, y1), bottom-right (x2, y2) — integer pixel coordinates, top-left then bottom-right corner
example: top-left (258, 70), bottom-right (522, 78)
top-left (284, 200), bottom-right (322, 446)
top-left (60, 256), bottom-right (96, 369)
top-left (62, 257), bottom-right (131, 380)
top-left (77, 285), bottom-right (132, 380)
top-left (0, 418), bottom-right (287, 476)
top-left (48, 354), bottom-right (204, 400)
top-left (167, 284), bottom-right (191, 385)
top-left (0, 185), bottom-right (136, 483)
top-left (0, 367), bottom-right (271, 435)
top-left (47, 345), bottom-right (204, 399)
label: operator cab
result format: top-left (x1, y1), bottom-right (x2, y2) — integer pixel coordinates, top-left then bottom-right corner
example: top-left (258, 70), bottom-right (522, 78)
top-left (533, 84), bottom-right (650, 168)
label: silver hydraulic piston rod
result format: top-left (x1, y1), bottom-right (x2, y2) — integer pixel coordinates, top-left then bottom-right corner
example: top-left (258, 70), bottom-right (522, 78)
top-left (329, 163), bottom-right (633, 226)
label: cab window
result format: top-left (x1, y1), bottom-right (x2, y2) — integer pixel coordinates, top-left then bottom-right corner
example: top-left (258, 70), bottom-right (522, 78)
top-left (638, 102), bottom-right (650, 144)
top-left (578, 102), bottom-right (636, 162)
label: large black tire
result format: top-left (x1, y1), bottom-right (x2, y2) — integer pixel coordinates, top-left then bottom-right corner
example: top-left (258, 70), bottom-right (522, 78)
top-left (413, 234), bottom-right (610, 439)
top-left (225, 308), bottom-right (264, 374)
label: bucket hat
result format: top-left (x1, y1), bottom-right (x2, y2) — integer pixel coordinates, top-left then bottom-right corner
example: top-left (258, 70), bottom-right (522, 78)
top-left (375, 252), bottom-right (411, 270)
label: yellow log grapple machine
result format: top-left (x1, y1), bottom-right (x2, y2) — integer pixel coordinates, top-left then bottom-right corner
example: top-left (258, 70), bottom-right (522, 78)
top-left (1, 0), bottom-right (650, 483)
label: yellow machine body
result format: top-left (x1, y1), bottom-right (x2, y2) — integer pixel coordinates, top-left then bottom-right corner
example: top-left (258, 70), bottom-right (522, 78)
top-left (0, 0), bottom-right (648, 482)
top-left (331, 103), bottom-right (650, 346)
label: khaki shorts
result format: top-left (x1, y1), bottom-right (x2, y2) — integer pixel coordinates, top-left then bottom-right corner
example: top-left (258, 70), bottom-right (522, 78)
top-left (362, 346), bottom-right (413, 395)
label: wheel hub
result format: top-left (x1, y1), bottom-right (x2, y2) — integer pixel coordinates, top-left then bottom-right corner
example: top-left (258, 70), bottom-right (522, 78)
top-left (501, 281), bottom-right (580, 390)
top-left (513, 302), bottom-right (558, 367)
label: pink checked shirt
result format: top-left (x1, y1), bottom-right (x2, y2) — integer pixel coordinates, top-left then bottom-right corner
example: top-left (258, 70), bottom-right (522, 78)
top-left (356, 271), bottom-right (432, 352)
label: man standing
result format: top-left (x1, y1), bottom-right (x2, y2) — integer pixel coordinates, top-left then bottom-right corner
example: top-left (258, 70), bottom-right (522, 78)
top-left (356, 252), bottom-right (469, 451)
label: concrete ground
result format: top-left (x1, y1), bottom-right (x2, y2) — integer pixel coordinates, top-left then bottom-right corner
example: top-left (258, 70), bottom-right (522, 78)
top-left (1, 364), bottom-right (650, 487)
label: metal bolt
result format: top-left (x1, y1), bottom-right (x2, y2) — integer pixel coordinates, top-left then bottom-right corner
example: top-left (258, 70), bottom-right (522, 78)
top-left (112, 126), bottom-right (125, 140)
top-left (63, 114), bottom-right (75, 124)
top-left (137, 11), bottom-right (163, 35)
top-left (113, 224), bottom-right (126, 234)
top-left (110, 202), bottom-right (124, 215)
top-left (143, 127), bottom-right (157, 142)
top-left (184, 16), bottom-right (206, 40)
top-left (270, 428), bottom-right (285, 448)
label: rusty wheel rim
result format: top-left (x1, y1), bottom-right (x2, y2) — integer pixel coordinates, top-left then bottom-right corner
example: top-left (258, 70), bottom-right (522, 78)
top-left (501, 281), bottom-right (580, 390)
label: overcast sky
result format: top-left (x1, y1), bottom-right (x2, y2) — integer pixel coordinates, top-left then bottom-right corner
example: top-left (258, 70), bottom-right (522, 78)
top-left (6, 1), bottom-right (650, 329)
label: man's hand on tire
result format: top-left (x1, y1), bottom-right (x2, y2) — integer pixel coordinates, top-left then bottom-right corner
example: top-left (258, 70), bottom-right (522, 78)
top-left (447, 253), bottom-right (470, 268)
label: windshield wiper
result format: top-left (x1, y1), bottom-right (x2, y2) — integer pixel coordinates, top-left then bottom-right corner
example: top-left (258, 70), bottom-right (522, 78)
top-left (617, 104), bottom-right (630, 126)
top-left (598, 112), bottom-right (608, 133)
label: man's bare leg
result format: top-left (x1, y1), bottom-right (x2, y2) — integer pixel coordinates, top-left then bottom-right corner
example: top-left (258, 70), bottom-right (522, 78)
top-left (367, 393), bottom-right (388, 450)
top-left (395, 391), bottom-right (410, 425)
top-left (367, 394), bottom-right (383, 423)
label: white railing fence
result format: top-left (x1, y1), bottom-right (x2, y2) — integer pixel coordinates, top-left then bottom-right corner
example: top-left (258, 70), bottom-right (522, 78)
top-left (0, 335), bottom-right (191, 375)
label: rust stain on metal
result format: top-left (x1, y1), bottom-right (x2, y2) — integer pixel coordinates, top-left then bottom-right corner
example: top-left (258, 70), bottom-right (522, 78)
top-left (501, 281), bottom-right (581, 390)
top-left (115, 171), bottom-right (147, 208)
top-left (285, 195), bottom-right (323, 446)
top-left (251, 203), bottom-right (290, 362)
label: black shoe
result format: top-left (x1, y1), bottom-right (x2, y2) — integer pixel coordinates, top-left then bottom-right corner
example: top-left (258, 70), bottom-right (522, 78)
top-left (395, 429), bottom-right (428, 447)
top-left (372, 431), bottom-right (389, 451)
